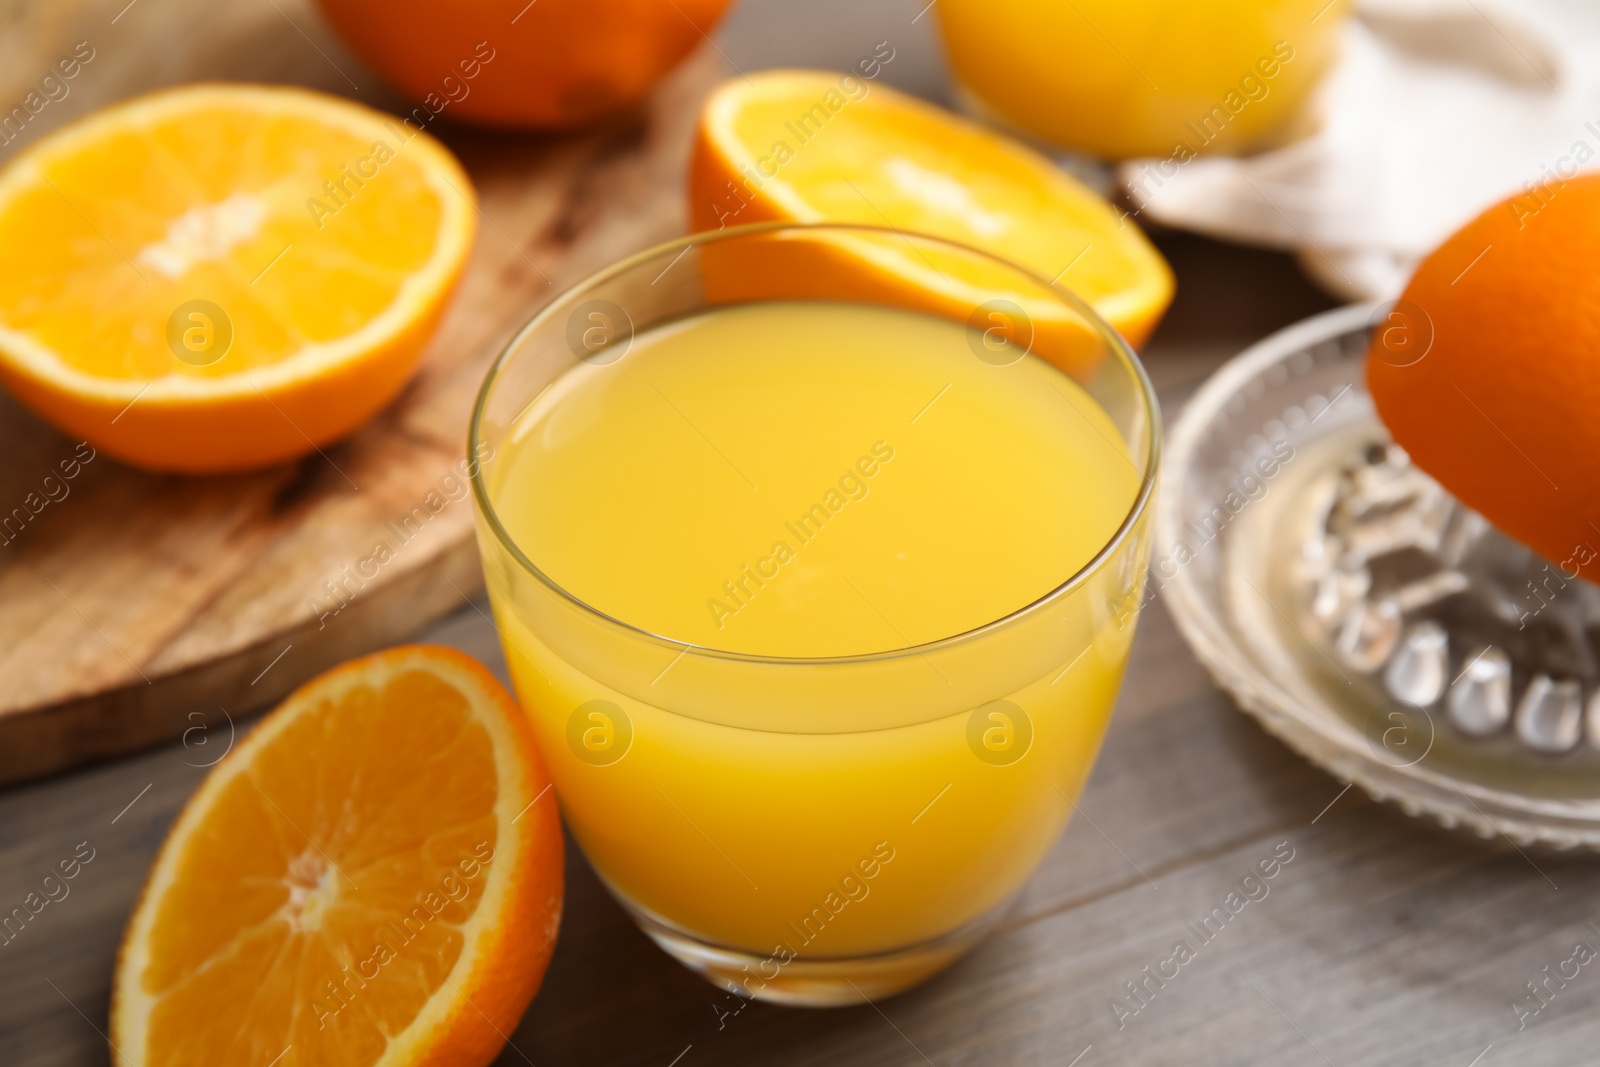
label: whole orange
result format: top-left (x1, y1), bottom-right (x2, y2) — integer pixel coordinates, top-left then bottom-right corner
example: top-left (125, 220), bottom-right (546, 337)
top-left (1367, 174), bottom-right (1600, 583)
top-left (315, 0), bottom-right (734, 129)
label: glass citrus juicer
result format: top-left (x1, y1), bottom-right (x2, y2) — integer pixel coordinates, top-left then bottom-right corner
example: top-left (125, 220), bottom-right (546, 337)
top-left (1159, 301), bottom-right (1600, 849)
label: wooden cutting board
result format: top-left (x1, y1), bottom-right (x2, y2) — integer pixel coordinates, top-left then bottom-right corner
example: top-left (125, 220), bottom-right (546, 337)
top-left (0, 0), bottom-right (722, 783)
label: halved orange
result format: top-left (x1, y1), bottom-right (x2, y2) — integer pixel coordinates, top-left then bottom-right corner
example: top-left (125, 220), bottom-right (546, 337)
top-left (1367, 174), bottom-right (1600, 584)
top-left (0, 84), bottom-right (476, 473)
top-left (689, 70), bottom-right (1174, 351)
top-left (111, 645), bottom-right (562, 1067)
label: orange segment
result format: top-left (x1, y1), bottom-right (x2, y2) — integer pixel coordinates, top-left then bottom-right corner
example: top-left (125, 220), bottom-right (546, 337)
top-left (112, 645), bottom-right (563, 1067)
top-left (688, 70), bottom-right (1174, 350)
top-left (0, 84), bottom-right (476, 473)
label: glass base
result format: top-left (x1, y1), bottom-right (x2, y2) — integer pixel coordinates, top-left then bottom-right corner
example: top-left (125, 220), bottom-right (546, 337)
top-left (617, 894), bottom-right (1007, 1007)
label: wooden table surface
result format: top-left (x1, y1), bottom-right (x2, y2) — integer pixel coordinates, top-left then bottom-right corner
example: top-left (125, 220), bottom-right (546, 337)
top-left (5, 3), bottom-right (1598, 1065)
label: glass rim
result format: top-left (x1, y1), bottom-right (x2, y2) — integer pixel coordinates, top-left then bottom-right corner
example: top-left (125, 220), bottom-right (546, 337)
top-left (468, 220), bottom-right (1162, 668)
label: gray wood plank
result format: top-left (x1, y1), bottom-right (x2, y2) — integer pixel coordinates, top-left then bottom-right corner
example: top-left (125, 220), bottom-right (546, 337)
top-left (8, 576), bottom-right (1567, 1067)
top-left (682, 804), bottom-right (1587, 1067)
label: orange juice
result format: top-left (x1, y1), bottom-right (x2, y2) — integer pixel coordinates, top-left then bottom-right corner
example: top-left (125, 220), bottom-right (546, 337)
top-left (477, 297), bottom-right (1150, 993)
top-left (935, 0), bottom-right (1347, 158)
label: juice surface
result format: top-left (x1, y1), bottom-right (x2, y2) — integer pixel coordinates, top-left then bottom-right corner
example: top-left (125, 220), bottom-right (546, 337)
top-left (491, 300), bottom-right (1139, 657)
top-left (481, 298), bottom-right (1149, 962)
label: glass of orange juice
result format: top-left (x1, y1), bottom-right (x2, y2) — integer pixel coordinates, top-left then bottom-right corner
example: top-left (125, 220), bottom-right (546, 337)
top-left (935, 0), bottom-right (1348, 159)
top-left (469, 222), bottom-right (1158, 1004)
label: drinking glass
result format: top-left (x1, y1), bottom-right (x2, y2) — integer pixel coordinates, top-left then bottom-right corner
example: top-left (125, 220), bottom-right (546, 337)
top-left (469, 222), bottom-right (1159, 1004)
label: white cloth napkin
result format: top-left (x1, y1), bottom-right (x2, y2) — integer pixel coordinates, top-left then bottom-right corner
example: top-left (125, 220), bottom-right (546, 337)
top-left (1117, 0), bottom-right (1600, 300)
